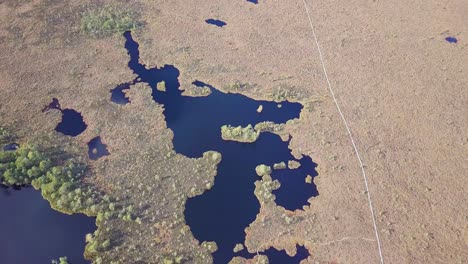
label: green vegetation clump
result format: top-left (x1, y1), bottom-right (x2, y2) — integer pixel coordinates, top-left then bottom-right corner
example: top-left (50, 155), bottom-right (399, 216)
top-left (81, 6), bottom-right (141, 37)
top-left (0, 127), bottom-right (10, 142)
top-left (84, 231), bottom-right (112, 259)
top-left (221, 124), bottom-right (259, 143)
top-left (255, 164), bottom-right (272, 177)
top-left (273, 162), bottom-right (286, 170)
top-left (271, 87), bottom-right (298, 102)
top-left (0, 143), bottom-right (109, 215)
top-left (233, 243), bottom-right (244, 253)
top-left (223, 81), bottom-right (256, 93)
top-left (51, 257), bottom-right (69, 264)
top-left (157, 81), bottom-right (167, 92)
top-left (0, 139), bottom-right (138, 261)
top-left (254, 121), bottom-right (285, 133)
top-left (162, 256), bottom-right (184, 264)
top-left (288, 160), bottom-right (301, 169)
top-left (0, 144), bottom-right (50, 186)
top-left (201, 241), bottom-right (218, 253)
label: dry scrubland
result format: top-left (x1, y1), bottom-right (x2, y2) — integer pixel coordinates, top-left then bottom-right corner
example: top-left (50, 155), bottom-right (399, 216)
top-left (0, 0), bottom-right (467, 263)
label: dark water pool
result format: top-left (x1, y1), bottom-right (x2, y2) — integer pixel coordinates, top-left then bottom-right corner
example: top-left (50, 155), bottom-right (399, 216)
top-left (118, 31), bottom-right (318, 263)
top-left (205, 19), bottom-right (227, 27)
top-left (88, 136), bottom-right (110, 160)
top-left (43, 98), bottom-right (87, 137)
top-left (0, 187), bottom-right (95, 264)
top-left (445, 36), bottom-right (458, 43)
top-left (110, 82), bottom-right (132, 105)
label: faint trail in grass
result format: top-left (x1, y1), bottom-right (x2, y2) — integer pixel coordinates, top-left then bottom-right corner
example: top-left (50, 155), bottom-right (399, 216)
top-left (300, 0), bottom-right (385, 263)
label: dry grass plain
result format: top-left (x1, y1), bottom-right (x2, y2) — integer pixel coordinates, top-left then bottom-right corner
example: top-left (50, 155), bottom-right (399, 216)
top-left (0, 0), bottom-right (466, 263)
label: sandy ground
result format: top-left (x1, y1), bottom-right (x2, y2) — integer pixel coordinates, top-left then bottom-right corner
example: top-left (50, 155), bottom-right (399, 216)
top-left (0, 0), bottom-right (466, 263)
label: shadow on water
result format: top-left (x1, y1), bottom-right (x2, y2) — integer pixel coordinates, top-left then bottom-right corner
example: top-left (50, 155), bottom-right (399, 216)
top-left (0, 187), bottom-right (95, 264)
top-left (119, 31), bottom-right (317, 263)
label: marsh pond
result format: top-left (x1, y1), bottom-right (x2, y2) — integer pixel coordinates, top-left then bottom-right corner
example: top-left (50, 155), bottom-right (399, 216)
top-left (0, 30), bottom-right (318, 264)
top-left (113, 31), bottom-right (319, 263)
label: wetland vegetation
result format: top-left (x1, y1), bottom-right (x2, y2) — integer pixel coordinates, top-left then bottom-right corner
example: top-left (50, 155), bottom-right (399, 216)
top-left (81, 6), bottom-right (141, 37)
top-left (0, 127), bottom-right (137, 263)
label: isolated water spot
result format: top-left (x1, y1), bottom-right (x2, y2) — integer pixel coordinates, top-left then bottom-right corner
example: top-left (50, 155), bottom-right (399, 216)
top-left (247, 0), bottom-right (258, 4)
top-left (0, 187), bottom-right (95, 264)
top-left (263, 245), bottom-right (309, 263)
top-left (121, 31), bottom-right (315, 264)
top-left (55, 109), bottom-right (87, 137)
top-left (88, 136), bottom-right (110, 160)
top-left (205, 19), bottom-right (227, 27)
top-left (3, 143), bottom-right (19, 151)
top-left (43, 98), bottom-right (87, 137)
top-left (42, 97), bottom-right (61, 112)
top-left (445, 36), bottom-right (458, 43)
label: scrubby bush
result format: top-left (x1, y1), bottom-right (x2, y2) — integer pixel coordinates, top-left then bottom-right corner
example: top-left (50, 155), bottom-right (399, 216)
top-left (51, 257), bottom-right (69, 264)
top-left (254, 121), bottom-right (284, 133)
top-left (255, 164), bottom-right (272, 177)
top-left (271, 87), bottom-right (298, 102)
top-left (81, 6), bottom-right (141, 37)
top-left (0, 127), bottom-right (10, 143)
top-left (273, 162), bottom-right (286, 170)
top-left (221, 124), bottom-right (259, 143)
top-left (0, 144), bottom-right (50, 186)
top-left (1, 129), bottom-right (137, 262)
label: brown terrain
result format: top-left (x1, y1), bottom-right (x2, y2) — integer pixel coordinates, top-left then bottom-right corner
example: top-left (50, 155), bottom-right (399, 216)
top-left (0, 0), bottom-right (466, 263)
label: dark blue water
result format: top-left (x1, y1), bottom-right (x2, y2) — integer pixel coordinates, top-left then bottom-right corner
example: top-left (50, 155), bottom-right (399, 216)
top-left (445, 36), bottom-right (458, 43)
top-left (3, 143), bottom-right (19, 151)
top-left (271, 156), bottom-right (318, 211)
top-left (205, 19), bottom-right (227, 27)
top-left (110, 83), bottom-right (132, 105)
top-left (88, 136), bottom-right (110, 160)
top-left (0, 187), bottom-right (95, 264)
top-left (43, 98), bottom-right (87, 137)
top-left (56, 109), bottom-right (87, 136)
top-left (120, 31), bottom-right (316, 263)
top-left (247, 0), bottom-right (258, 4)
top-left (263, 245), bottom-right (309, 263)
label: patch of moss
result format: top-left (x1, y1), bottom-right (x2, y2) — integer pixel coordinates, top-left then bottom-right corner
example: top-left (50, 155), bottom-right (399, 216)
top-left (80, 6), bottom-right (141, 37)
